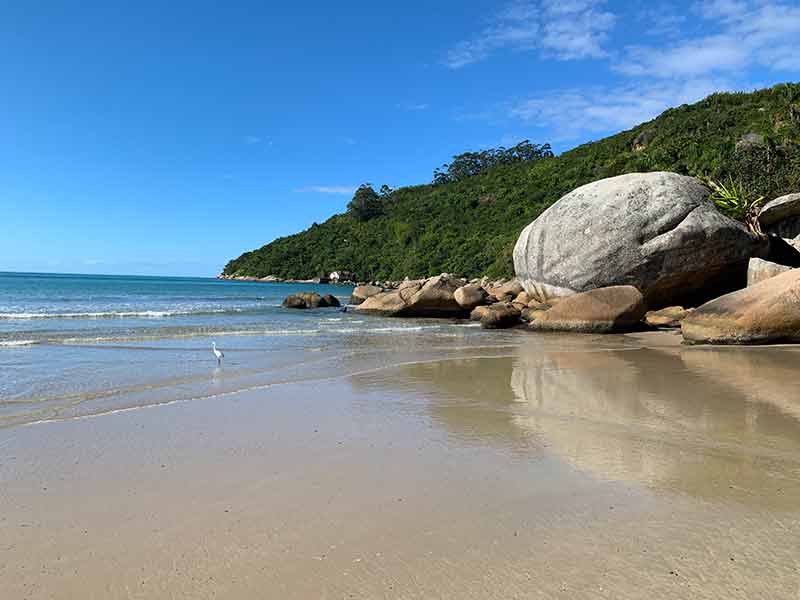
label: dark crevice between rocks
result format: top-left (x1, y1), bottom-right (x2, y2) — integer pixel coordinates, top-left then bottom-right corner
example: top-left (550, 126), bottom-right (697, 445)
top-left (764, 236), bottom-right (800, 268)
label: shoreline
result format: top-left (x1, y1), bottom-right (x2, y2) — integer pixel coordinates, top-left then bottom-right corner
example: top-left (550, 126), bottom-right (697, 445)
top-left (3, 333), bottom-right (800, 598)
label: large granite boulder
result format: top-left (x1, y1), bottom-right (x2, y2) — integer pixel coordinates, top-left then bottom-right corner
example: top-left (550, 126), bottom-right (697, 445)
top-left (682, 269), bottom-right (800, 344)
top-left (747, 258), bottom-right (792, 287)
top-left (513, 172), bottom-right (766, 308)
top-left (528, 286), bottom-right (647, 333)
top-left (758, 193), bottom-right (800, 238)
top-left (355, 275), bottom-right (468, 318)
top-left (349, 285), bottom-right (383, 305)
top-left (454, 284), bottom-right (488, 310)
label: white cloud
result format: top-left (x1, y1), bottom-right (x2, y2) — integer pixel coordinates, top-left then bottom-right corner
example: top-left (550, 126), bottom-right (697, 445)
top-left (294, 185), bottom-right (357, 195)
top-left (618, 1), bottom-right (800, 78)
top-left (509, 78), bottom-right (740, 139)
top-left (443, 0), bottom-right (615, 68)
top-left (243, 135), bottom-right (262, 144)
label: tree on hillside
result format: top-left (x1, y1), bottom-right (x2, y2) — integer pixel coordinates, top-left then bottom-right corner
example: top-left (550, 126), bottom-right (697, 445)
top-left (433, 140), bottom-right (554, 185)
top-left (347, 183), bottom-right (384, 221)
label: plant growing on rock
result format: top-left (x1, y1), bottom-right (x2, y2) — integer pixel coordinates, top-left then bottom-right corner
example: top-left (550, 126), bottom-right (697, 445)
top-left (706, 177), bottom-right (765, 235)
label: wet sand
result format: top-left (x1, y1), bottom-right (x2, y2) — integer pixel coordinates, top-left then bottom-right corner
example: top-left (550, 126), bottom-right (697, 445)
top-left (2, 331), bottom-right (800, 598)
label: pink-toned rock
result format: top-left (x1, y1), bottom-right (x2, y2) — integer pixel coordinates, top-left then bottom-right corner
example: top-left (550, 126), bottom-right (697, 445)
top-left (529, 286), bottom-right (646, 333)
top-left (682, 269), bottom-right (800, 344)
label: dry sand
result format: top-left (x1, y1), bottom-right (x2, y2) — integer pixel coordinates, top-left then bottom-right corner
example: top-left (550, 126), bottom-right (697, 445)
top-left (2, 331), bottom-right (799, 599)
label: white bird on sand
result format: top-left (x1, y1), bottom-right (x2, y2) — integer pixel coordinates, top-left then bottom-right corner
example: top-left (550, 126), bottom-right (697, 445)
top-left (212, 341), bottom-right (224, 364)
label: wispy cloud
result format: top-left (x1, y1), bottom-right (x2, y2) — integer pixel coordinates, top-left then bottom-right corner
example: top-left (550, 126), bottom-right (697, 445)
top-left (243, 135), bottom-right (262, 144)
top-left (617, 1), bottom-right (800, 77)
top-left (397, 103), bottom-right (429, 111)
top-left (294, 185), bottom-right (357, 195)
top-left (509, 78), bottom-right (739, 140)
top-left (443, 0), bottom-right (616, 69)
top-left (637, 6), bottom-right (687, 38)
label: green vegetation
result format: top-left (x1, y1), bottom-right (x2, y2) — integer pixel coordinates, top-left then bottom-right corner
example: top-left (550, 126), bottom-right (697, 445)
top-left (706, 177), bottom-right (765, 234)
top-left (432, 140), bottom-right (553, 185)
top-left (223, 83), bottom-right (800, 281)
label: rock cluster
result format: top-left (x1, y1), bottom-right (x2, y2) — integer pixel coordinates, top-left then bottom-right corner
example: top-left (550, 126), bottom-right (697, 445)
top-left (281, 172), bottom-right (800, 346)
top-left (281, 292), bottom-right (341, 309)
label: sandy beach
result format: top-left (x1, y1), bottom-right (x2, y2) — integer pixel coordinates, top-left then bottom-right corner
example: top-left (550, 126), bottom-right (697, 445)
top-left (2, 331), bottom-right (799, 599)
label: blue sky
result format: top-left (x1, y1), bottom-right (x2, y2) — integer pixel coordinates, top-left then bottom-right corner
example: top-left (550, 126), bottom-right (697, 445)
top-left (2, 0), bottom-right (799, 276)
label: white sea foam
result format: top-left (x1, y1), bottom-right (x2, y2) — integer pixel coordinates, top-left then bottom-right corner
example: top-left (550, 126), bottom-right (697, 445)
top-left (0, 339), bottom-right (39, 347)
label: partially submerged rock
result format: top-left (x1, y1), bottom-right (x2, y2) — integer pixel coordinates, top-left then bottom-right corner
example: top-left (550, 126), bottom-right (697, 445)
top-left (513, 172), bottom-right (766, 308)
top-left (321, 294), bottom-right (341, 308)
top-left (282, 292), bottom-right (338, 309)
top-left (479, 303), bottom-right (521, 329)
top-left (681, 269), bottom-right (800, 344)
top-left (644, 306), bottom-right (691, 328)
top-left (528, 286), bottom-right (647, 333)
top-left (349, 285), bottom-right (383, 305)
top-left (747, 258), bottom-right (792, 287)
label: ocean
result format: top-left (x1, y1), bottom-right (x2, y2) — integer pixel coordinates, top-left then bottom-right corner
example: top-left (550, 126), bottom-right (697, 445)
top-left (0, 272), bottom-right (519, 428)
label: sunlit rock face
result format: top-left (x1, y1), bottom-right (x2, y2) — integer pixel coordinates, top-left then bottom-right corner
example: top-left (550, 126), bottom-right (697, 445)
top-left (513, 172), bottom-right (766, 308)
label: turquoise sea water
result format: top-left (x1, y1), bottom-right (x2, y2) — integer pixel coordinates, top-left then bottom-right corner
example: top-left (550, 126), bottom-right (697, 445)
top-left (0, 272), bottom-right (517, 428)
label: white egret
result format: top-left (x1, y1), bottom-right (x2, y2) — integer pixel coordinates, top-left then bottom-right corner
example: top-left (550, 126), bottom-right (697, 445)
top-left (212, 341), bottom-right (224, 364)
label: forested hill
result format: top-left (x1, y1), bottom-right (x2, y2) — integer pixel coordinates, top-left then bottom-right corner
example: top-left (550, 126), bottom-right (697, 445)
top-left (222, 83), bottom-right (800, 281)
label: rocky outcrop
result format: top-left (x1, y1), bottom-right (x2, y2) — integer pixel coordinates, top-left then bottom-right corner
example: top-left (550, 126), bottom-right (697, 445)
top-left (355, 274), bottom-right (468, 318)
top-left (454, 284), bottom-right (489, 310)
top-left (282, 292), bottom-right (339, 309)
top-left (513, 172), bottom-right (766, 308)
top-left (644, 306), bottom-right (691, 328)
top-left (528, 286), bottom-right (647, 333)
top-left (681, 269), bottom-right (800, 344)
top-left (735, 132), bottom-right (764, 151)
top-left (758, 193), bottom-right (800, 238)
top-left (747, 258), bottom-right (792, 287)
top-left (349, 285), bottom-right (384, 305)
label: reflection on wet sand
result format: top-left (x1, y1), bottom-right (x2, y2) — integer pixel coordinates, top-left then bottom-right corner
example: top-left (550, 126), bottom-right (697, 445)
top-left (511, 341), bottom-right (800, 509)
top-left (383, 336), bottom-right (800, 509)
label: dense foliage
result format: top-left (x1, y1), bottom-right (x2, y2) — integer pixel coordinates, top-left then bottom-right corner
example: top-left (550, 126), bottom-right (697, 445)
top-left (346, 184), bottom-right (384, 222)
top-left (223, 83), bottom-right (800, 281)
top-left (432, 140), bottom-right (553, 185)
